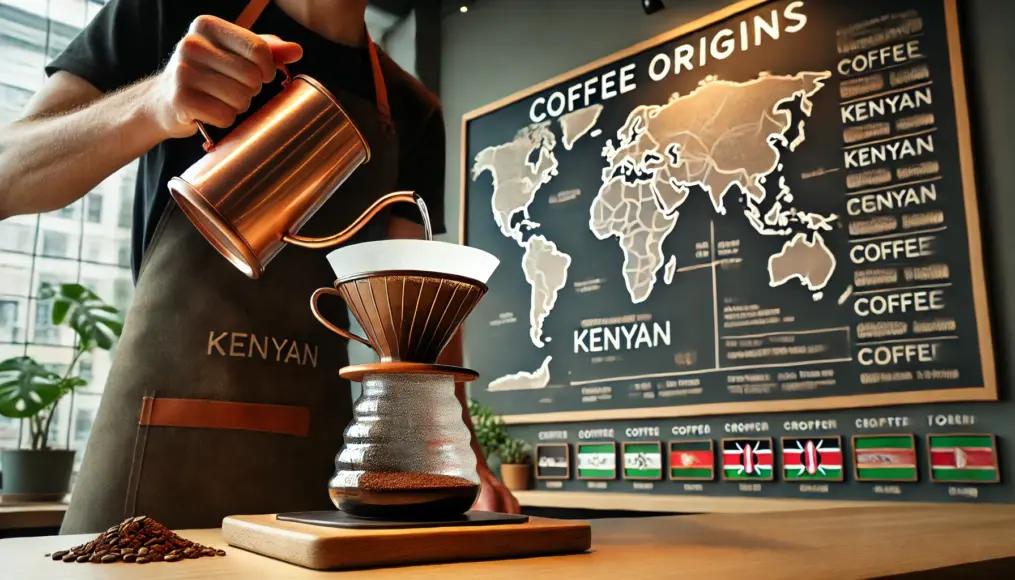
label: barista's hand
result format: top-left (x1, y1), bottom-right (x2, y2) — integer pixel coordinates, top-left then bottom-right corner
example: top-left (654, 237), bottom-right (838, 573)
top-left (474, 467), bottom-right (521, 514)
top-left (146, 15), bottom-right (304, 138)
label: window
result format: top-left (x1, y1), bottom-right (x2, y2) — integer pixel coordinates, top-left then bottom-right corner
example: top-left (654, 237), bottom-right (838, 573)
top-left (86, 193), bottom-right (103, 223)
top-left (0, 222), bottom-right (34, 253)
top-left (116, 241), bottom-right (130, 267)
top-left (41, 230), bottom-right (69, 257)
top-left (55, 204), bottom-right (77, 220)
top-left (74, 407), bottom-right (95, 441)
top-left (0, 0), bottom-right (136, 464)
top-left (0, 299), bottom-right (17, 342)
top-left (78, 358), bottom-right (93, 381)
top-left (82, 238), bottom-right (101, 262)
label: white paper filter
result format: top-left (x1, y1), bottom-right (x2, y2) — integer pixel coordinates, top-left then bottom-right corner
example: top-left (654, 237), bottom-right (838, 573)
top-left (326, 239), bottom-right (500, 284)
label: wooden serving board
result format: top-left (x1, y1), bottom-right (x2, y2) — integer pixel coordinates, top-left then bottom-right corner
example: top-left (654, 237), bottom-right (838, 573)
top-left (221, 513), bottom-right (591, 571)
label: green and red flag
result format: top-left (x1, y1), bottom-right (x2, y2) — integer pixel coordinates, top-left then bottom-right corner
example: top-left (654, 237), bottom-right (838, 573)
top-left (853, 435), bottom-right (917, 481)
top-left (669, 440), bottom-right (714, 481)
top-left (722, 438), bottom-right (773, 481)
top-left (623, 442), bottom-right (663, 480)
top-left (782, 437), bottom-right (844, 482)
top-left (928, 434), bottom-right (999, 483)
top-left (577, 442), bottom-right (616, 479)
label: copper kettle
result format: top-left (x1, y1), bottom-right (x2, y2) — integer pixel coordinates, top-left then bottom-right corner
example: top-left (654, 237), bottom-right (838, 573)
top-left (167, 64), bottom-right (423, 279)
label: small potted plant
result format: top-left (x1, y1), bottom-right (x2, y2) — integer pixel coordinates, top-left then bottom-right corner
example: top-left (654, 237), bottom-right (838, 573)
top-left (468, 398), bottom-right (508, 474)
top-left (0, 283), bottom-right (123, 500)
top-left (497, 437), bottom-right (532, 491)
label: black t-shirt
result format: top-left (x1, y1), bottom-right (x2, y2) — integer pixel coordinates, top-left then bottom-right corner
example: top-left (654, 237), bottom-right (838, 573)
top-left (46, 0), bottom-right (446, 282)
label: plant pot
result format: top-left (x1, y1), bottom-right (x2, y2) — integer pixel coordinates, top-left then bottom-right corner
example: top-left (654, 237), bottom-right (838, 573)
top-left (0, 449), bottom-right (75, 501)
top-left (500, 463), bottom-right (532, 491)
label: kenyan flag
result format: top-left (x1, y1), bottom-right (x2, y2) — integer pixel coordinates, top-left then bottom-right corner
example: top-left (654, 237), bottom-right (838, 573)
top-left (623, 442), bottom-right (662, 480)
top-left (722, 438), bottom-right (773, 481)
top-left (854, 435), bottom-right (917, 481)
top-left (669, 440), bottom-right (714, 481)
top-left (782, 437), bottom-right (843, 482)
top-left (928, 434), bottom-right (999, 484)
top-left (577, 442), bottom-right (616, 479)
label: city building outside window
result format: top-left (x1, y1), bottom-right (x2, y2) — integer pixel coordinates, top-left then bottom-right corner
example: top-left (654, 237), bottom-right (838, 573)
top-left (0, 0), bottom-right (135, 470)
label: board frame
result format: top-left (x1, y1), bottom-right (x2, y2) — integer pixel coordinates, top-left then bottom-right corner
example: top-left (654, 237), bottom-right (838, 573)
top-left (852, 433), bottom-right (920, 483)
top-left (780, 435), bottom-right (846, 483)
top-left (575, 441), bottom-right (618, 481)
top-left (925, 432), bottom-right (1001, 485)
top-left (621, 441), bottom-right (665, 481)
top-left (667, 439), bottom-right (716, 482)
top-left (534, 443), bottom-right (572, 481)
top-left (459, 0), bottom-right (998, 426)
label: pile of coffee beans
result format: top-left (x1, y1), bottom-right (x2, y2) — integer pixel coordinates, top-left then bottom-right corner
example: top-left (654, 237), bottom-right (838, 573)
top-left (45, 515), bottom-right (226, 564)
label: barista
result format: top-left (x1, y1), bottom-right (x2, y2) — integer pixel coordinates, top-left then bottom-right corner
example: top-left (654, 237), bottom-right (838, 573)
top-left (0, 0), bottom-right (519, 533)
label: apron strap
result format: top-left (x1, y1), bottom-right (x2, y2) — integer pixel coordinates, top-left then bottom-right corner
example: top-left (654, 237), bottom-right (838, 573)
top-left (233, 0), bottom-right (392, 126)
top-left (234, 0), bottom-right (271, 29)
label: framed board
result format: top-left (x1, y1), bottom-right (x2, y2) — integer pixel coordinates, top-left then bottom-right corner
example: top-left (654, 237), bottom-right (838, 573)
top-left (460, 0), bottom-right (996, 425)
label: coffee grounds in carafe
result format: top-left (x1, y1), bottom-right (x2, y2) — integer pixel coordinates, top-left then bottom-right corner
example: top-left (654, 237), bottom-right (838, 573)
top-left (329, 472), bottom-right (479, 521)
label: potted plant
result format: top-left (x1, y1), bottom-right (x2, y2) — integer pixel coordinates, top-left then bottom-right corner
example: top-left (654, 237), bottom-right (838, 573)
top-left (468, 398), bottom-right (508, 473)
top-left (497, 437), bottom-right (532, 491)
top-left (0, 283), bottom-right (123, 500)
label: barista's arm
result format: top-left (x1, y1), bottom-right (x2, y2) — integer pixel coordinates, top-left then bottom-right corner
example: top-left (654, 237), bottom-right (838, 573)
top-left (386, 217), bottom-right (521, 514)
top-left (0, 14), bottom-right (301, 220)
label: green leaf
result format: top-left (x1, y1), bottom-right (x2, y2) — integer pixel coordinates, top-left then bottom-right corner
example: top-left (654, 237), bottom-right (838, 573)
top-left (40, 283), bottom-right (124, 351)
top-left (498, 438), bottom-right (532, 465)
top-left (0, 357), bottom-right (63, 419)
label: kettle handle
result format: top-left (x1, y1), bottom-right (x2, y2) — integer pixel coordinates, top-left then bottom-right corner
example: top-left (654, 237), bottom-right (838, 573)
top-left (310, 287), bottom-right (373, 348)
top-left (195, 63), bottom-right (294, 152)
top-left (283, 191), bottom-right (426, 249)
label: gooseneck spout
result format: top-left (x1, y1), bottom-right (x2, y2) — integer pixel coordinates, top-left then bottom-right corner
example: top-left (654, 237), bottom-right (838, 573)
top-left (282, 190), bottom-right (431, 249)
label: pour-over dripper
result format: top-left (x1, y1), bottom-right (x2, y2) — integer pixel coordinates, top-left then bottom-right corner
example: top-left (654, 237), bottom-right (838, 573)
top-left (310, 240), bottom-right (499, 521)
top-left (311, 240), bottom-right (500, 363)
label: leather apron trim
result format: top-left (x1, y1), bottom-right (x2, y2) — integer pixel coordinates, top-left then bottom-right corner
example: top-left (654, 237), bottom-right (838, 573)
top-left (138, 397), bottom-right (310, 437)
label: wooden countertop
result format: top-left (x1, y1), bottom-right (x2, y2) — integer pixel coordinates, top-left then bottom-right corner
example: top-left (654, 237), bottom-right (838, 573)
top-left (3, 505), bottom-right (1014, 579)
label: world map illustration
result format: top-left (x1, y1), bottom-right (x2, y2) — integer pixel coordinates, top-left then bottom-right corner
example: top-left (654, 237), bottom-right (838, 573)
top-left (472, 71), bottom-right (841, 389)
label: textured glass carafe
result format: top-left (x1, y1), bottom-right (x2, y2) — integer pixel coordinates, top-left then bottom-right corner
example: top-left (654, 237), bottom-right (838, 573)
top-left (329, 372), bottom-right (479, 520)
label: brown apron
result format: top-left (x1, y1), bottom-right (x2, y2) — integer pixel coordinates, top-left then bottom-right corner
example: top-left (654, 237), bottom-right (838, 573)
top-left (61, 0), bottom-right (399, 534)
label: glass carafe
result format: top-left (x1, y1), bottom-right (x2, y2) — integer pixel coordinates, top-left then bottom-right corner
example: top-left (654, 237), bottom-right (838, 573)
top-left (328, 372), bottom-right (479, 520)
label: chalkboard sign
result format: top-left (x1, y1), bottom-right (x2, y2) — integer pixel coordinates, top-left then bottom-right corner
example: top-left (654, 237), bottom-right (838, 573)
top-left (460, 0), bottom-right (995, 424)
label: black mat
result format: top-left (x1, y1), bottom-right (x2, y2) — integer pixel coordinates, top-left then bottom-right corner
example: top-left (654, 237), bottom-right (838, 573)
top-left (276, 510), bottom-right (529, 530)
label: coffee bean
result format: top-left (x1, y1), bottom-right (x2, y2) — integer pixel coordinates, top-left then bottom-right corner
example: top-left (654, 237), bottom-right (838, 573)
top-left (46, 516), bottom-right (227, 564)
top-left (216, 550), bottom-right (227, 556)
